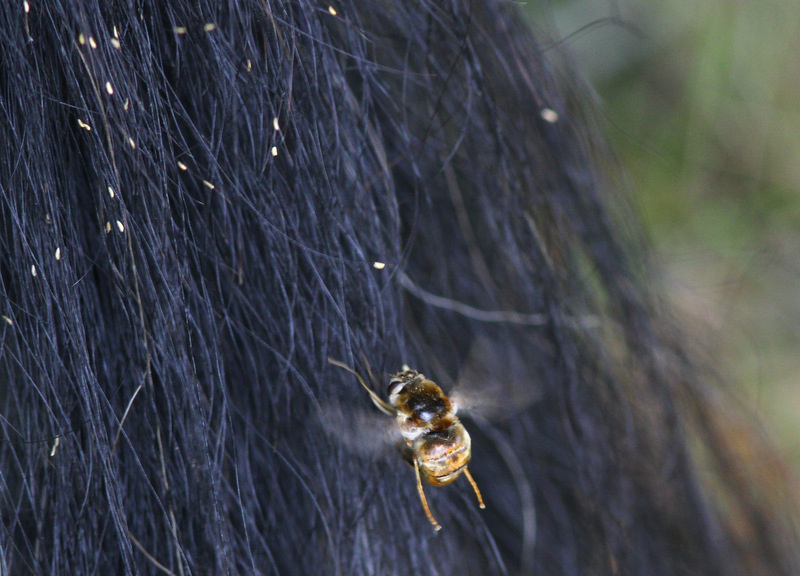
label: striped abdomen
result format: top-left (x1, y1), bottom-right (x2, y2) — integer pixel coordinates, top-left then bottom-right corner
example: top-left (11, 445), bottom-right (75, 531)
top-left (414, 421), bottom-right (472, 486)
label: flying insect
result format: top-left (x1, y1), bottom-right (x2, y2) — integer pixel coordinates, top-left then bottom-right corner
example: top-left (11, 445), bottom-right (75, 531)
top-left (328, 358), bottom-right (485, 531)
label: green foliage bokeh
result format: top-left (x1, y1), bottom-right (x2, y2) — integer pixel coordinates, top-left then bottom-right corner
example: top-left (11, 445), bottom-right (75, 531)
top-left (526, 0), bottom-right (800, 464)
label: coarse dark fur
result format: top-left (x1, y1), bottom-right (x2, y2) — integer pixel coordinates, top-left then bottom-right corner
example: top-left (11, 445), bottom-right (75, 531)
top-left (1, 1), bottom-right (798, 575)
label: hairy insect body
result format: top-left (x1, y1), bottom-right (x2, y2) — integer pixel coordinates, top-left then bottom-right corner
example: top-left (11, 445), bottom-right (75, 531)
top-left (411, 423), bottom-right (472, 486)
top-left (328, 359), bottom-right (484, 530)
top-left (390, 370), bottom-right (472, 486)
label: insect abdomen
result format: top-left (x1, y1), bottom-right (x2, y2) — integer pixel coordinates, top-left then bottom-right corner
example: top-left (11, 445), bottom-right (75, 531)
top-left (415, 422), bottom-right (472, 486)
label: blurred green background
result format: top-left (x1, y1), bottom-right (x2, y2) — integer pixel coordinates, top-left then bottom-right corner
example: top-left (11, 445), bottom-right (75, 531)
top-left (525, 0), bottom-right (800, 465)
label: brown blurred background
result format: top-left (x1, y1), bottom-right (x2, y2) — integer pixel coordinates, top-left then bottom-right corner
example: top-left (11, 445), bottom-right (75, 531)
top-left (525, 0), bottom-right (800, 466)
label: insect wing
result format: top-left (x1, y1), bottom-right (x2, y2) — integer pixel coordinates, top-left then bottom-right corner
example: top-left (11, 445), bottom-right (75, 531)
top-left (449, 335), bottom-right (543, 421)
top-left (317, 401), bottom-right (401, 457)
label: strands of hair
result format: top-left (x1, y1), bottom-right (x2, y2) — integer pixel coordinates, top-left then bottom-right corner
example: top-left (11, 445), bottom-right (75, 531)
top-left (1, 1), bottom-right (798, 575)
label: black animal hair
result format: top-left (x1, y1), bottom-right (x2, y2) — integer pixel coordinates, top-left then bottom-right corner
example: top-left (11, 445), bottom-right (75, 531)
top-left (1, 1), bottom-right (798, 575)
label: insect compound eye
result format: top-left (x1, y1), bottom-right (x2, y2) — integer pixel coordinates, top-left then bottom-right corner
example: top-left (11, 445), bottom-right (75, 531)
top-left (387, 378), bottom-right (405, 397)
top-left (388, 369), bottom-right (421, 398)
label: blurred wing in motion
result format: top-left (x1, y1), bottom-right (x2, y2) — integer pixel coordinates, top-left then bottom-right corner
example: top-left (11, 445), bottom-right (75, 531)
top-left (320, 358), bottom-right (400, 457)
top-left (317, 399), bottom-right (400, 458)
top-left (450, 336), bottom-right (543, 421)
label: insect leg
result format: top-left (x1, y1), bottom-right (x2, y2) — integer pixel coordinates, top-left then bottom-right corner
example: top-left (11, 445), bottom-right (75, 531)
top-left (328, 358), bottom-right (396, 416)
top-left (463, 468), bottom-right (486, 509)
top-left (414, 458), bottom-right (442, 531)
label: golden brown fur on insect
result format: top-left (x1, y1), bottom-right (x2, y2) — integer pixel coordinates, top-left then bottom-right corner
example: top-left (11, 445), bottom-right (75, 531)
top-left (388, 368), bottom-right (472, 486)
top-left (329, 359), bottom-right (484, 531)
